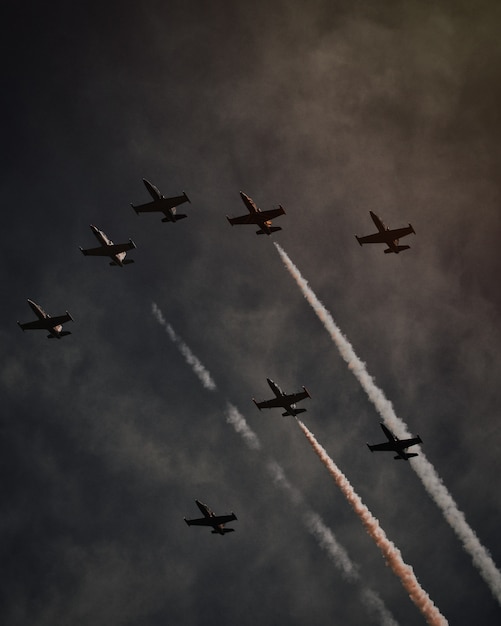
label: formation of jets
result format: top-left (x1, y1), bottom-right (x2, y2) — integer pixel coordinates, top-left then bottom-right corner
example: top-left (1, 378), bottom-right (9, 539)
top-left (18, 177), bottom-right (421, 536)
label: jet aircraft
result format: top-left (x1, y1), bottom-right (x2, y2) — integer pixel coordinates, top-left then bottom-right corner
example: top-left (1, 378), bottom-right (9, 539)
top-left (184, 500), bottom-right (237, 535)
top-left (80, 225), bottom-right (136, 267)
top-left (367, 423), bottom-right (422, 460)
top-left (131, 178), bottom-right (190, 223)
top-left (253, 378), bottom-right (310, 416)
top-left (17, 299), bottom-right (73, 339)
top-left (226, 191), bottom-right (286, 235)
top-left (355, 211), bottom-right (415, 253)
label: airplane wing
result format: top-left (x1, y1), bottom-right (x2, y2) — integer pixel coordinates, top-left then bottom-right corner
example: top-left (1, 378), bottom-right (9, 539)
top-left (49, 313), bottom-right (73, 327)
top-left (81, 242), bottom-right (135, 256)
top-left (211, 513), bottom-right (237, 525)
top-left (356, 232), bottom-right (388, 244)
top-left (132, 194), bottom-right (190, 213)
top-left (185, 517), bottom-right (215, 527)
top-left (259, 207), bottom-right (286, 221)
top-left (286, 389), bottom-right (310, 403)
top-left (254, 397), bottom-right (286, 410)
top-left (386, 225), bottom-right (415, 240)
top-left (367, 441), bottom-right (396, 452)
top-left (18, 319), bottom-right (48, 331)
top-left (185, 513), bottom-right (236, 527)
top-left (227, 213), bottom-right (260, 225)
top-left (400, 435), bottom-right (422, 449)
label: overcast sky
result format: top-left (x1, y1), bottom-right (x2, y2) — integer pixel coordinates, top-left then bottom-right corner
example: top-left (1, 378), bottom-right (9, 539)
top-left (2, 1), bottom-right (501, 624)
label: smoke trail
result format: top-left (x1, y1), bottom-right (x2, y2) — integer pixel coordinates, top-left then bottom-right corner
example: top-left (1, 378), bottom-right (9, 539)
top-left (230, 409), bottom-right (399, 626)
top-left (297, 419), bottom-right (447, 626)
top-left (275, 243), bottom-right (501, 604)
top-left (152, 302), bottom-right (217, 391)
top-left (152, 305), bottom-right (399, 624)
top-left (225, 402), bottom-right (261, 451)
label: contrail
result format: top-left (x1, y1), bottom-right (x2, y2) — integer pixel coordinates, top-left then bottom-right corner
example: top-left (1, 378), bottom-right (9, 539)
top-left (228, 406), bottom-right (399, 626)
top-left (152, 302), bottom-right (217, 391)
top-left (151, 304), bottom-right (397, 624)
top-left (275, 243), bottom-right (501, 604)
top-left (298, 419), bottom-right (447, 625)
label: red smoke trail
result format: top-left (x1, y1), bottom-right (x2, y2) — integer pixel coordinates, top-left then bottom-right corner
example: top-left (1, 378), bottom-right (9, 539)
top-left (275, 243), bottom-right (501, 604)
top-left (297, 419), bottom-right (448, 626)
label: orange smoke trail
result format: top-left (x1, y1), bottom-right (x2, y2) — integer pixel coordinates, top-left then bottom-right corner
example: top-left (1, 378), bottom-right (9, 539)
top-left (297, 419), bottom-right (448, 626)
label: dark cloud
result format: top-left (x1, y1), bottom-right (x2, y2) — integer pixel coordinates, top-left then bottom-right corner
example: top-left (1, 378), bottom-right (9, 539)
top-left (2, 1), bottom-right (501, 624)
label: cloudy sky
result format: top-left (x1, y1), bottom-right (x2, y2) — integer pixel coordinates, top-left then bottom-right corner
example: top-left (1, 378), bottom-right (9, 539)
top-left (2, 1), bottom-right (501, 624)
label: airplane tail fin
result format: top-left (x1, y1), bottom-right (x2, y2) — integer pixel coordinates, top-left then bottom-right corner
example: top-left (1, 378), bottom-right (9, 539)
top-left (122, 260), bottom-right (135, 265)
top-left (212, 528), bottom-right (235, 535)
top-left (173, 214), bottom-right (188, 221)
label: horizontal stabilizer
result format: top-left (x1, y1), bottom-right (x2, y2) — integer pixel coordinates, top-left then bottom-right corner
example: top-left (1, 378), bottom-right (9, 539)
top-left (48, 331), bottom-right (71, 339)
top-left (384, 245), bottom-right (410, 254)
top-left (122, 259), bottom-right (135, 265)
top-left (174, 214), bottom-right (188, 221)
top-left (211, 528), bottom-right (235, 534)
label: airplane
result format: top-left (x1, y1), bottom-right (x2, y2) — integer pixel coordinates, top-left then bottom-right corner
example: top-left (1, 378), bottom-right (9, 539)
top-left (80, 225), bottom-right (136, 267)
top-left (226, 191), bottom-right (286, 235)
top-left (367, 423), bottom-right (422, 460)
top-left (253, 378), bottom-right (310, 416)
top-left (184, 500), bottom-right (237, 535)
top-left (355, 211), bottom-right (415, 253)
top-left (17, 299), bottom-right (73, 339)
top-left (131, 178), bottom-right (191, 223)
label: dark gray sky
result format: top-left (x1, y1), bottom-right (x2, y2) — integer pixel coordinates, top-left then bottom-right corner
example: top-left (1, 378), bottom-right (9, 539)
top-left (2, 1), bottom-right (501, 624)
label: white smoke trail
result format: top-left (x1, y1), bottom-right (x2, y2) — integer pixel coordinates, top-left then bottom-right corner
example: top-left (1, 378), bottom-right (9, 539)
top-left (152, 305), bottom-right (399, 624)
top-left (225, 402), bottom-right (261, 451)
top-left (275, 242), bottom-right (501, 605)
top-left (298, 419), bottom-right (448, 626)
top-left (227, 406), bottom-right (399, 626)
top-left (152, 302), bottom-right (217, 391)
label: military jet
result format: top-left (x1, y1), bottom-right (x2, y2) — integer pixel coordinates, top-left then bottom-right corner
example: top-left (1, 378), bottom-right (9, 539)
top-left (226, 191), bottom-right (286, 235)
top-left (253, 378), bottom-right (310, 416)
top-left (367, 423), bottom-right (422, 460)
top-left (18, 299), bottom-right (73, 339)
top-left (184, 500), bottom-right (237, 535)
top-left (355, 211), bottom-right (415, 253)
top-left (80, 225), bottom-right (136, 267)
top-left (131, 178), bottom-right (191, 223)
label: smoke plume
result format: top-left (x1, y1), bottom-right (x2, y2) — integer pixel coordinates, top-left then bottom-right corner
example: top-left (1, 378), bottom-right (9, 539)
top-left (152, 302), bottom-right (217, 391)
top-left (298, 419), bottom-right (447, 625)
top-left (275, 243), bottom-right (501, 605)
